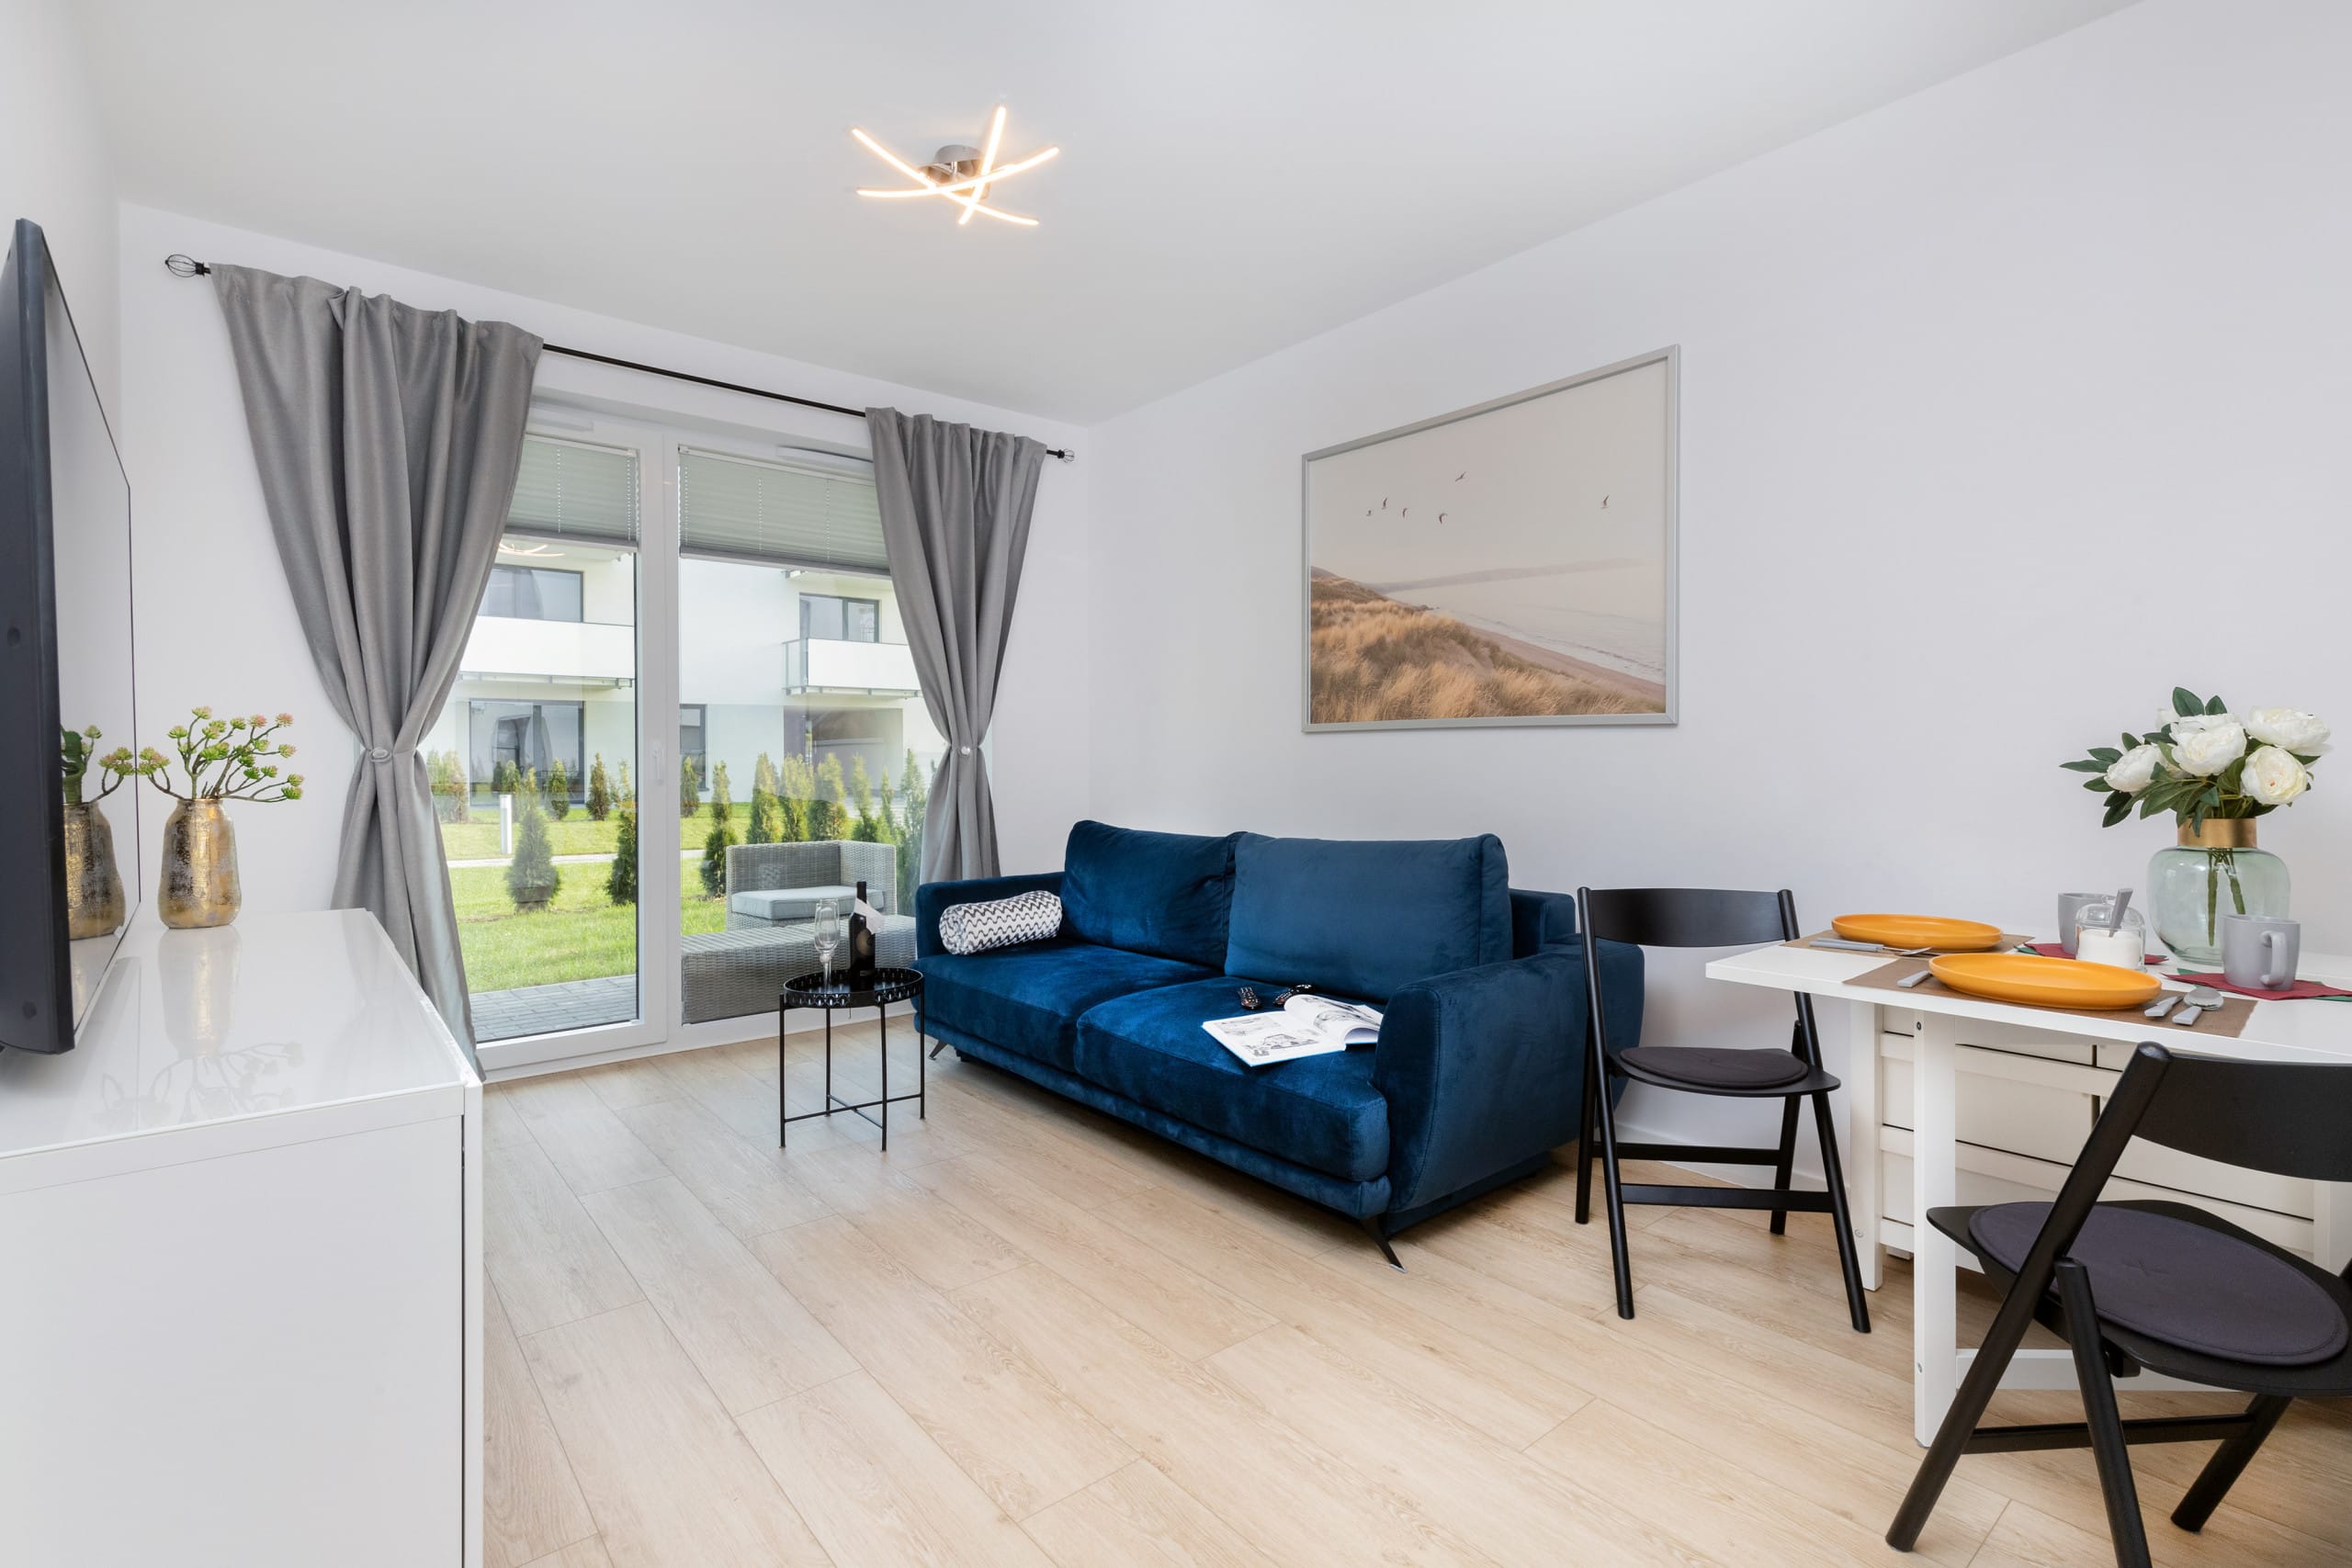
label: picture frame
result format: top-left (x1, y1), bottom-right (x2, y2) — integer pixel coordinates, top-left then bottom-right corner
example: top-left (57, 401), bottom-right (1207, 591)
top-left (1301, 346), bottom-right (1679, 731)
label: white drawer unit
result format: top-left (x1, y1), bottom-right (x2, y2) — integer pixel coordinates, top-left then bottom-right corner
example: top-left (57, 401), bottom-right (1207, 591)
top-left (1866, 1012), bottom-right (2324, 1261)
top-left (0, 912), bottom-right (483, 1568)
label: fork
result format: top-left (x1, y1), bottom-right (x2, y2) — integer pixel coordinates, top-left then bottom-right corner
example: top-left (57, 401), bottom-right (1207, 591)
top-left (1814, 938), bottom-right (1937, 956)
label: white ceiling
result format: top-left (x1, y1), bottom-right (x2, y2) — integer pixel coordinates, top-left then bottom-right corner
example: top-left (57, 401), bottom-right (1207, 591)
top-left (80, 0), bottom-right (2132, 422)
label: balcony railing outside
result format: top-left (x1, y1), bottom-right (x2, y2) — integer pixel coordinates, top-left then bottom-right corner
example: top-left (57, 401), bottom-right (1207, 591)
top-left (785, 636), bottom-right (921, 696)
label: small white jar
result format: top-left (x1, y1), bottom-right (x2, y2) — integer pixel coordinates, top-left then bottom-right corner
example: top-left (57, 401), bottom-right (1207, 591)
top-left (2075, 903), bottom-right (2148, 970)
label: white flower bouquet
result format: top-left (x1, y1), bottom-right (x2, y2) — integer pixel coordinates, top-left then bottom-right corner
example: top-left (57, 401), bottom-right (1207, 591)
top-left (2064, 688), bottom-right (2326, 829)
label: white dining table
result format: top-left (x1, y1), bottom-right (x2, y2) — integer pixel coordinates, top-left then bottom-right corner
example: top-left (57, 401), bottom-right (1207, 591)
top-left (1704, 938), bottom-right (2352, 1447)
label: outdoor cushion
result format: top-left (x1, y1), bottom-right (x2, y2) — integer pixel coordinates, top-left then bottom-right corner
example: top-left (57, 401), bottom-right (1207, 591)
top-left (918, 940), bottom-right (1214, 1074)
top-left (729, 884), bottom-right (855, 922)
top-left (1224, 832), bottom-right (1511, 1002)
top-left (1970, 1201), bottom-right (2351, 1367)
top-left (1074, 976), bottom-right (1390, 1183)
top-left (1059, 820), bottom-right (1239, 969)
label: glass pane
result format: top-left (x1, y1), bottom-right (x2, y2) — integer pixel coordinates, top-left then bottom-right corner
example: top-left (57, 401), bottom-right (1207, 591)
top-left (682, 560), bottom-right (941, 1025)
top-left (431, 522), bottom-right (641, 1043)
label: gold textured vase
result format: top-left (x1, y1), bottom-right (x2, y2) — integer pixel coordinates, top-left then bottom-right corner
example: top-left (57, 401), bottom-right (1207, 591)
top-left (159, 798), bottom-right (242, 930)
top-left (62, 801), bottom-right (127, 940)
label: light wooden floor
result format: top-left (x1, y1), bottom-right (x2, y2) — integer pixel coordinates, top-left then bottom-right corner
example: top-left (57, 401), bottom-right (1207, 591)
top-left (483, 1023), bottom-right (2351, 1568)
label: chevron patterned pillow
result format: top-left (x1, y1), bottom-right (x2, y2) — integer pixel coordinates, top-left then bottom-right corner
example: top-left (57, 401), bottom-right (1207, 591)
top-left (937, 890), bottom-right (1064, 955)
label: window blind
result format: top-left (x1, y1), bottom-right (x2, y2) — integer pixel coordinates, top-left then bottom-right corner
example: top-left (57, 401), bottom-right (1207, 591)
top-left (505, 435), bottom-right (640, 547)
top-left (678, 446), bottom-right (888, 573)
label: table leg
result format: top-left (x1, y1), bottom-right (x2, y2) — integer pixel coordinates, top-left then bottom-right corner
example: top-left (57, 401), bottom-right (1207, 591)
top-left (918, 991), bottom-right (926, 1122)
top-left (824, 1007), bottom-right (833, 1122)
top-left (2317, 1178), bottom-right (2350, 1277)
top-left (1845, 998), bottom-right (1883, 1292)
top-left (777, 999), bottom-right (788, 1149)
top-left (1912, 1011), bottom-right (1961, 1448)
top-left (878, 1003), bottom-right (889, 1154)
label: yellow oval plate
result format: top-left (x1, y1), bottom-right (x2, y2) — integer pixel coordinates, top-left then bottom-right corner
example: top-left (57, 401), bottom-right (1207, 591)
top-left (1928, 953), bottom-right (2162, 1010)
top-left (1831, 914), bottom-right (2006, 952)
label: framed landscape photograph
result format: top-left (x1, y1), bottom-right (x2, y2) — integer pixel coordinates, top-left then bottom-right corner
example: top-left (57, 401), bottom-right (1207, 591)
top-left (1302, 347), bottom-right (1678, 730)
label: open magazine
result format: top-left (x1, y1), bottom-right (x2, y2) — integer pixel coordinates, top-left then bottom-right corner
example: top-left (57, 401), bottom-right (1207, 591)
top-left (1201, 993), bottom-right (1383, 1067)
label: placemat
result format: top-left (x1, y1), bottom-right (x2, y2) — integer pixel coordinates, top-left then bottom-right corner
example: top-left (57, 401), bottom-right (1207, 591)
top-left (1847, 957), bottom-right (2256, 1039)
top-left (2168, 970), bottom-right (2352, 1002)
top-left (1788, 931), bottom-right (2031, 955)
top-left (2020, 941), bottom-right (2168, 966)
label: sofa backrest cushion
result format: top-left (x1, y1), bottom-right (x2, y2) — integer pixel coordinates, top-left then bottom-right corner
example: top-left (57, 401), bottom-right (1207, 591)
top-left (1225, 833), bottom-right (1512, 1001)
top-left (1059, 820), bottom-right (1239, 969)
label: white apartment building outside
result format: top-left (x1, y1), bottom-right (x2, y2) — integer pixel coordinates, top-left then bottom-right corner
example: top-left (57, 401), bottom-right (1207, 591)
top-left (422, 434), bottom-right (944, 811)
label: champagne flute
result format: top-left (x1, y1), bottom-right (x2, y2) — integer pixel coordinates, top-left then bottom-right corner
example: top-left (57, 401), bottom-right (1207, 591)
top-left (811, 899), bottom-right (842, 991)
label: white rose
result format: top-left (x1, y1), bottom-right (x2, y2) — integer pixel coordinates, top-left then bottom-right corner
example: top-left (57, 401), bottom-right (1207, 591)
top-left (2245, 706), bottom-right (2332, 757)
top-left (2168, 716), bottom-right (2245, 776)
top-left (2103, 743), bottom-right (2162, 794)
top-left (2243, 745), bottom-right (2312, 806)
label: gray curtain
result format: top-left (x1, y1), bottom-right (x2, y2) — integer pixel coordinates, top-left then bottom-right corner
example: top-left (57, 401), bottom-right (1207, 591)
top-left (213, 265), bottom-right (541, 1051)
top-left (866, 409), bottom-right (1047, 883)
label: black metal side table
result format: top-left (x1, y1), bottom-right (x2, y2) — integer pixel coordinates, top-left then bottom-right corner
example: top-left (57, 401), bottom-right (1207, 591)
top-left (777, 967), bottom-right (925, 1150)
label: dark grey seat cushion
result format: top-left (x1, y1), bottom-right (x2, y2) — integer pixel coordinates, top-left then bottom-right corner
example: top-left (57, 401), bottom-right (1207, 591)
top-left (1970, 1201), bottom-right (2351, 1367)
top-left (1618, 1045), bottom-right (1811, 1090)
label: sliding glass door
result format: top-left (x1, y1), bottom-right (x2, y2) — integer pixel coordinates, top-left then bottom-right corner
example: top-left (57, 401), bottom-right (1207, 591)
top-left (427, 432), bottom-right (652, 1048)
top-left (674, 445), bottom-right (940, 1027)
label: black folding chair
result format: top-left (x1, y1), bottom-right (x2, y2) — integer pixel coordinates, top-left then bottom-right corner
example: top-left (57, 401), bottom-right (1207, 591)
top-left (1574, 887), bottom-right (1870, 1331)
top-left (1889, 1041), bottom-right (2352, 1567)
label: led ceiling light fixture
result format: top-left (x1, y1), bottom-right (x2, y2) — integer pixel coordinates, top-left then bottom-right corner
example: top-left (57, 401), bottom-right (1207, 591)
top-left (852, 106), bottom-right (1058, 228)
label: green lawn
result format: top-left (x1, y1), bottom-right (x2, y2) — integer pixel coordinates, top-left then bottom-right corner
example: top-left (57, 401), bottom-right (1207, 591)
top-left (451, 863), bottom-right (726, 993)
top-left (439, 802), bottom-right (762, 860)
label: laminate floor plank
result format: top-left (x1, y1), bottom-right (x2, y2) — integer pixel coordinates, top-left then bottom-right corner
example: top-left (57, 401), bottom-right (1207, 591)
top-left (911, 1152), bottom-right (1275, 1361)
top-left (520, 1302), bottom-right (831, 1568)
top-left (739, 1369), bottom-right (1057, 1568)
top-left (614, 1095), bottom-right (831, 1240)
top-left (501, 1073), bottom-right (668, 1193)
top-left (485, 1139), bottom-right (642, 1337)
top-left (1020, 1461), bottom-right (1280, 1568)
top-left (955, 1263), bottom-right (1496, 1568)
top-left (751, 1216), bottom-right (1132, 1520)
top-left (580, 1176), bottom-right (857, 1415)
top-left (484, 1280), bottom-right (597, 1568)
top-left (1204, 1324), bottom-right (1715, 1566)
top-left (1100, 1183), bottom-right (1590, 1448)
top-left (515, 1540), bottom-right (613, 1568)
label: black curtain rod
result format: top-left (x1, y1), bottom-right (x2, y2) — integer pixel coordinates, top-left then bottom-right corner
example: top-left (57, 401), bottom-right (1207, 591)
top-left (163, 254), bottom-right (1075, 463)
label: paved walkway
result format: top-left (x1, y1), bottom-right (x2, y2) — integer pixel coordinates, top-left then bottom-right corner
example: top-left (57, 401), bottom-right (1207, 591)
top-left (473, 975), bottom-right (637, 1042)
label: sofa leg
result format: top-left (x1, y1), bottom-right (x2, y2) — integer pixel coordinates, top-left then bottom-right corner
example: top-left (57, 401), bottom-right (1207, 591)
top-left (1360, 1215), bottom-right (1405, 1272)
top-left (928, 1039), bottom-right (946, 1060)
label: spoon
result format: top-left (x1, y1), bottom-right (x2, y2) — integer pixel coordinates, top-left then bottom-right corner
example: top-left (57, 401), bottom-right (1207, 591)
top-left (2172, 985), bottom-right (2224, 1027)
top-left (2106, 887), bottom-right (2133, 933)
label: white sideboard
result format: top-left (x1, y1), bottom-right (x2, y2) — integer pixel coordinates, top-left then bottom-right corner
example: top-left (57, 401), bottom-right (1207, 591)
top-left (0, 910), bottom-right (482, 1568)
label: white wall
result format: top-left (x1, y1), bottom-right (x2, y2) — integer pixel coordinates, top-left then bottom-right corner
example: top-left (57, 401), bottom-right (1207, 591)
top-left (1086, 0), bottom-right (2352, 1167)
top-left (118, 202), bottom-right (1091, 915)
top-left (1, 0), bottom-right (118, 407)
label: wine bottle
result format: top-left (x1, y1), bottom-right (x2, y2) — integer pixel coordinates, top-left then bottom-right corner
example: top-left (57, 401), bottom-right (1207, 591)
top-left (847, 879), bottom-right (879, 987)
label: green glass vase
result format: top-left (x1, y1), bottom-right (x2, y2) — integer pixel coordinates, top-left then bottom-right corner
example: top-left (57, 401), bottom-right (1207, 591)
top-left (2147, 818), bottom-right (2288, 967)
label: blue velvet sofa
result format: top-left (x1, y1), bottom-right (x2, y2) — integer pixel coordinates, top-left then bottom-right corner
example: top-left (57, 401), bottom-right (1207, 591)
top-left (915, 821), bottom-right (1643, 1256)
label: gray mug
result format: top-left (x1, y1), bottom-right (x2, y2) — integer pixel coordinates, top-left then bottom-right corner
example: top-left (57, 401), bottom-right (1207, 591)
top-left (2221, 913), bottom-right (2299, 991)
top-left (2055, 892), bottom-right (2104, 957)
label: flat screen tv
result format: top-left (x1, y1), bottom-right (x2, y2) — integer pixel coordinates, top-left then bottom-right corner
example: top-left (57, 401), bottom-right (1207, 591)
top-left (0, 219), bottom-right (138, 1053)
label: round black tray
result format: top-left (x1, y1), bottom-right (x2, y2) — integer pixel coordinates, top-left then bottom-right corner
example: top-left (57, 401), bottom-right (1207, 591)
top-left (782, 966), bottom-right (924, 1009)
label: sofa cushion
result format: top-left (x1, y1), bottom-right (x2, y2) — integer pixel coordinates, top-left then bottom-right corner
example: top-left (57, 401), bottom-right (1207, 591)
top-left (1075, 977), bottom-right (1390, 1183)
top-left (918, 940), bottom-right (1214, 1074)
top-left (1059, 820), bottom-right (1239, 969)
top-left (729, 884), bottom-right (856, 922)
top-left (1224, 833), bottom-right (1512, 1002)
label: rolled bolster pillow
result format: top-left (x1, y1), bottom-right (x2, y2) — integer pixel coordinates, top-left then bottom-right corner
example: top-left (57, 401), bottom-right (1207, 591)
top-left (937, 890), bottom-right (1064, 955)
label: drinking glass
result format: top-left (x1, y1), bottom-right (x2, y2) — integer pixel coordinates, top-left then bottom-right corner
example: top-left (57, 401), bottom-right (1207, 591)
top-left (811, 899), bottom-right (842, 990)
